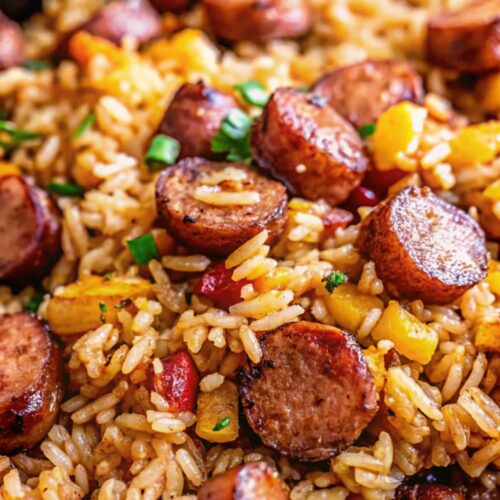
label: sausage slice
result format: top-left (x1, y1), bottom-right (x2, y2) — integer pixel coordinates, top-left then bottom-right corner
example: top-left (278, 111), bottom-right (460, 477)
top-left (426, 0), bottom-right (500, 73)
top-left (0, 313), bottom-right (63, 453)
top-left (357, 186), bottom-right (488, 304)
top-left (202, 0), bottom-right (312, 42)
top-left (149, 0), bottom-right (194, 12)
top-left (158, 82), bottom-right (238, 160)
top-left (396, 484), bottom-right (464, 500)
top-left (0, 12), bottom-right (25, 70)
top-left (240, 321), bottom-right (378, 462)
top-left (197, 462), bottom-right (289, 500)
top-left (0, 175), bottom-right (61, 288)
top-left (312, 60), bottom-right (424, 128)
top-left (252, 88), bottom-right (369, 206)
top-left (155, 158), bottom-right (287, 257)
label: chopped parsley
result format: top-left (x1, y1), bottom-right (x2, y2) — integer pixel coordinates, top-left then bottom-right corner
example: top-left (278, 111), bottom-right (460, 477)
top-left (0, 120), bottom-right (41, 151)
top-left (213, 417), bottom-right (231, 431)
top-left (72, 113), bottom-right (96, 139)
top-left (25, 291), bottom-right (45, 313)
top-left (23, 60), bottom-right (52, 71)
top-left (145, 134), bottom-right (180, 171)
top-left (234, 80), bottom-right (269, 107)
top-left (323, 271), bottom-right (348, 293)
top-left (358, 123), bottom-right (376, 139)
top-left (211, 109), bottom-right (253, 163)
top-left (127, 233), bottom-right (160, 265)
top-left (48, 181), bottom-right (85, 197)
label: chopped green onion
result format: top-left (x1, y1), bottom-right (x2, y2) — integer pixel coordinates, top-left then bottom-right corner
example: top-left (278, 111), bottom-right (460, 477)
top-left (48, 181), bottom-right (84, 197)
top-left (323, 271), bottom-right (347, 293)
top-left (145, 134), bottom-right (180, 171)
top-left (211, 109), bottom-right (253, 163)
top-left (0, 110), bottom-right (8, 120)
top-left (23, 60), bottom-right (52, 71)
top-left (296, 85), bottom-right (310, 93)
top-left (25, 291), bottom-right (45, 313)
top-left (0, 120), bottom-right (41, 151)
top-left (72, 113), bottom-right (96, 139)
top-left (103, 272), bottom-right (113, 281)
top-left (220, 109), bottom-right (253, 141)
top-left (234, 80), bottom-right (269, 107)
top-left (358, 123), bottom-right (376, 139)
top-left (127, 233), bottom-right (159, 265)
top-left (213, 417), bottom-right (231, 431)
top-left (99, 302), bottom-right (107, 313)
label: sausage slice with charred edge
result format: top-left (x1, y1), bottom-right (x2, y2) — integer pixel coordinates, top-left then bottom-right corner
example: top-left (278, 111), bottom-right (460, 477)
top-left (155, 158), bottom-right (287, 257)
top-left (357, 186), bottom-right (488, 304)
top-left (158, 82), bottom-right (239, 160)
top-left (426, 0), bottom-right (500, 73)
top-left (0, 12), bottom-right (25, 70)
top-left (312, 60), bottom-right (424, 128)
top-left (252, 88), bottom-right (369, 206)
top-left (0, 313), bottom-right (63, 454)
top-left (202, 0), bottom-right (312, 43)
top-left (240, 321), bottom-right (378, 462)
top-left (395, 484), bottom-right (464, 500)
top-left (197, 462), bottom-right (289, 500)
top-left (0, 175), bottom-right (61, 288)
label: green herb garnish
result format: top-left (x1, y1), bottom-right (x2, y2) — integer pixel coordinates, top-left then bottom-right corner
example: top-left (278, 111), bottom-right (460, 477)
top-left (103, 272), bottom-right (113, 281)
top-left (99, 302), bottom-right (107, 323)
top-left (23, 60), bottom-right (52, 71)
top-left (323, 271), bottom-right (347, 293)
top-left (72, 113), bottom-right (96, 139)
top-left (48, 181), bottom-right (84, 197)
top-left (25, 291), bottom-right (45, 313)
top-left (127, 233), bottom-right (160, 265)
top-left (358, 123), bottom-right (376, 139)
top-left (0, 120), bottom-right (41, 151)
top-left (213, 417), bottom-right (231, 431)
top-left (234, 80), bottom-right (269, 107)
top-left (211, 109), bottom-right (253, 163)
top-left (145, 134), bottom-right (180, 171)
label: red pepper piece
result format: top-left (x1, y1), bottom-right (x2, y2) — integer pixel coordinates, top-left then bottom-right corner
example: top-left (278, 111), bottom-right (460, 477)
top-left (347, 186), bottom-right (380, 209)
top-left (194, 262), bottom-right (250, 310)
top-left (149, 351), bottom-right (199, 413)
top-left (322, 208), bottom-right (354, 237)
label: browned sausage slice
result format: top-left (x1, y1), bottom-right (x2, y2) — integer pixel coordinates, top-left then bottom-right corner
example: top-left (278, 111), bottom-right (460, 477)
top-left (0, 175), bottom-right (61, 288)
top-left (0, 12), bottom-right (25, 70)
top-left (252, 88), bottom-right (369, 206)
top-left (149, 0), bottom-right (194, 12)
top-left (396, 484), bottom-right (465, 500)
top-left (0, 313), bottom-right (63, 453)
top-left (202, 0), bottom-right (312, 42)
top-left (197, 462), bottom-right (289, 500)
top-left (312, 60), bottom-right (424, 128)
top-left (155, 158), bottom-right (287, 257)
top-left (240, 321), bottom-right (378, 462)
top-left (426, 0), bottom-right (500, 73)
top-left (158, 82), bottom-right (239, 160)
top-left (357, 186), bottom-right (488, 304)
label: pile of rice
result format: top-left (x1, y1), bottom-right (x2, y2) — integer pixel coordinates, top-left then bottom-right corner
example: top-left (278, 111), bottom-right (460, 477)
top-left (0, 0), bottom-right (498, 498)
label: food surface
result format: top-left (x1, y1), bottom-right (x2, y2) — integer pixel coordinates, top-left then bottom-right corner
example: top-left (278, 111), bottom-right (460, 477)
top-left (0, 0), bottom-right (499, 499)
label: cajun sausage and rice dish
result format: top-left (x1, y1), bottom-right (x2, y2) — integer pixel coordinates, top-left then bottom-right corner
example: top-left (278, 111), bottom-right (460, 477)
top-left (0, 0), bottom-right (498, 498)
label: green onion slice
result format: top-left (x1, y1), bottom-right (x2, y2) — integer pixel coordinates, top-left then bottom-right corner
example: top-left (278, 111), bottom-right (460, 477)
top-left (211, 109), bottom-right (253, 163)
top-left (48, 182), bottom-right (84, 197)
top-left (358, 123), bottom-right (376, 139)
top-left (213, 417), bottom-right (231, 431)
top-left (145, 134), bottom-right (180, 171)
top-left (127, 233), bottom-right (160, 265)
top-left (23, 60), bottom-right (52, 71)
top-left (25, 291), bottom-right (45, 312)
top-left (72, 113), bottom-right (96, 139)
top-left (234, 80), bottom-right (269, 107)
top-left (323, 271), bottom-right (347, 293)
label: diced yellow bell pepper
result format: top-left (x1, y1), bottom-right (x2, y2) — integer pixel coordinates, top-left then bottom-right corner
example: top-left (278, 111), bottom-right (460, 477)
top-left (487, 271), bottom-right (500, 295)
top-left (0, 162), bottom-right (20, 177)
top-left (475, 321), bottom-right (500, 352)
top-left (46, 275), bottom-right (153, 335)
top-left (371, 301), bottom-right (438, 365)
top-left (363, 346), bottom-right (386, 394)
top-left (484, 179), bottom-right (500, 202)
top-left (373, 102), bottom-right (428, 171)
top-left (69, 31), bottom-right (128, 67)
top-left (324, 282), bottom-right (383, 333)
top-left (196, 380), bottom-right (239, 443)
top-left (253, 267), bottom-right (293, 292)
top-left (477, 72), bottom-right (500, 113)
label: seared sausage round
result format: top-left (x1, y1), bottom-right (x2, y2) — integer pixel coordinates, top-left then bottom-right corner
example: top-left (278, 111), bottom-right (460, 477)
top-left (158, 82), bottom-right (239, 160)
top-left (252, 88), bottom-right (369, 206)
top-left (312, 60), bottom-right (424, 128)
top-left (396, 484), bottom-right (464, 500)
top-left (84, 0), bottom-right (162, 46)
top-left (0, 175), bottom-right (61, 288)
top-left (0, 0), bottom-right (42, 22)
top-left (149, 0), bottom-right (194, 12)
top-left (0, 313), bottom-right (63, 454)
top-left (155, 158), bottom-right (287, 257)
top-left (240, 321), bottom-right (378, 462)
top-left (202, 0), bottom-right (312, 42)
top-left (197, 462), bottom-right (289, 500)
top-left (357, 186), bottom-right (488, 304)
top-left (0, 12), bottom-right (25, 70)
top-left (426, 0), bottom-right (500, 73)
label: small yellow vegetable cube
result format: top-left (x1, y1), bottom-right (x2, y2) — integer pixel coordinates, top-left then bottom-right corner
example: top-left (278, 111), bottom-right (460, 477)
top-left (373, 102), bottom-right (428, 171)
top-left (484, 179), bottom-right (500, 202)
top-left (477, 72), bottom-right (500, 113)
top-left (487, 271), bottom-right (500, 295)
top-left (448, 123), bottom-right (499, 168)
top-left (475, 321), bottom-right (500, 353)
top-left (46, 275), bottom-right (153, 335)
top-left (363, 346), bottom-right (386, 394)
top-left (0, 162), bottom-right (20, 177)
top-left (324, 283), bottom-right (383, 333)
top-left (196, 380), bottom-right (239, 443)
top-left (371, 301), bottom-right (438, 365)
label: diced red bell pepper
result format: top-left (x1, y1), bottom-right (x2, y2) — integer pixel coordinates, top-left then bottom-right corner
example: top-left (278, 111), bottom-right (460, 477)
top-left (322, 208), bottom-right (354, 237)
top-left (363, 168), bottom-right (406, 197)
top-left (194, 262), bottom-right (250, 310)
top-left (149, 351), bottom-right (199, 413)
top-left (347, 186), bottom-right (380, 210)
